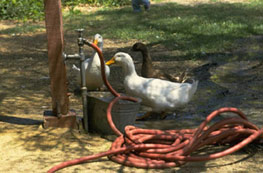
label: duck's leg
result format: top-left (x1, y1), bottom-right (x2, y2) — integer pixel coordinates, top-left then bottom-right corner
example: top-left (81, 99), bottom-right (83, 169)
top-left (136, 111), bottom-right (152, 120)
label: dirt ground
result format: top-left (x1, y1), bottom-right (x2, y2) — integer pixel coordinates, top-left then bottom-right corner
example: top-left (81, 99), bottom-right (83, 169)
top-left (1, 1), bottom-right (263, 173)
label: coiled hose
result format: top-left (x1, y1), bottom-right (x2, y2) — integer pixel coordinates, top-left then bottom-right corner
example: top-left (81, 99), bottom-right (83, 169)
top-left (48, 43), bottom-right (263, 173)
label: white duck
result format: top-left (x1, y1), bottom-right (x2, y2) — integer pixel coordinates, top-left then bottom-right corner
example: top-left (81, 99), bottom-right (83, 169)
top-left (106, 52), bottom-right (198, 119)
top-left (73, 34), bottom-right (110, 90)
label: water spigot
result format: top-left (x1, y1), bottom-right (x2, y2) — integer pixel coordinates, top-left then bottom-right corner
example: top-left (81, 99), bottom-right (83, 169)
top-left (75, 29), bottom-right (86, 53)
top-left (75, 28), bottom-right (84, 38)
top-left (62, 52), bottom-right (67, 61)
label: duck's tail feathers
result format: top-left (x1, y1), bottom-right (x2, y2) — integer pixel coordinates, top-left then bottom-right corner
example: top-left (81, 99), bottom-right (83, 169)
top-left (164, 71), bottom-right (188, 83)
top-left (189, 79), bottom-right (199, 97)
top-left (72, 64), bottom-right (80, 72)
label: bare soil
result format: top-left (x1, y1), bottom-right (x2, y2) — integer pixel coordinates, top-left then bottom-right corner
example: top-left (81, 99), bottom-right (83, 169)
top-left (1, 1), bottom-right (263, 173)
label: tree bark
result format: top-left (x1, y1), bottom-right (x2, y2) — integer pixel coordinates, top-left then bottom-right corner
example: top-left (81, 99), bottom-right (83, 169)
top-left (44, 0), bottom-right (69, 116)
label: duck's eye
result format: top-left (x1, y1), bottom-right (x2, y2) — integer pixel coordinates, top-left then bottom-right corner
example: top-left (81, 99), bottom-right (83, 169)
top-left (115, 54), bottom-right (124, 60)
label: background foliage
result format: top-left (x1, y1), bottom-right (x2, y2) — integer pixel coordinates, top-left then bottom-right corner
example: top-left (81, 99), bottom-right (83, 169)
top-left (0, 0), bottom-right (44, 21)
top-left (63, 0), bottom-right (130, 7)
top-left (0, 0), bottom-right (130, 21)
top-left (1, 0), bottom-right (262, 60)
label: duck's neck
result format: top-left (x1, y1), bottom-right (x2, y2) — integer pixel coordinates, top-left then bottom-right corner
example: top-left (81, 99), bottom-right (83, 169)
top-left (90, 43), bottom-right (103, 65)
top-left (122, 60), bottom-right (138, 78)
top-left (90, 52), bottom-right (100, 65)
top-left (141, 49), bottom-right (153, 77)
top-left (98, 42), bottom-right (103, 51)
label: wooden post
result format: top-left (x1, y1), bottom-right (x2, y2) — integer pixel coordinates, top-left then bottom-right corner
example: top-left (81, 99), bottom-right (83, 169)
top-left (44, 0), bottom-right (69, 116)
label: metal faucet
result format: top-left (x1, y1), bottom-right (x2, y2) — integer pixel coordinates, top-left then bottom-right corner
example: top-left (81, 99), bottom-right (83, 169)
top-left (63, 28), bottom-right (89, 132)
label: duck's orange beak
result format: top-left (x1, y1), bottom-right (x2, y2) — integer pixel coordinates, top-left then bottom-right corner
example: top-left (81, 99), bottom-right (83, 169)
top-left (105, 57), bottom-right (115, 65)
top-left (93, 39), bottom-right (98, 45)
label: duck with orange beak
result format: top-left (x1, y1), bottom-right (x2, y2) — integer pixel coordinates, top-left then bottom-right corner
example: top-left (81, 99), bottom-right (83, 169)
top-left (106, 52), bottom-right (198, 120)
top-left (73, 34), bottom-right (110, 90)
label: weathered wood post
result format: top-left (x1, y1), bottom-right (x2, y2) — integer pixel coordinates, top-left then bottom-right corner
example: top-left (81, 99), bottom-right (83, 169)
top-left (43, 0), bottom-right (77, 128)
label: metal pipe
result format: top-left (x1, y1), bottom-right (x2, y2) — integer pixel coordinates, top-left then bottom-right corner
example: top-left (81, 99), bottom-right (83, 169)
top-left (76, 29), bottom-right (89, 132)
top-left (63, 29), bottom-right (89, 132)
top-left (63, 53), bottom-right (80, 60)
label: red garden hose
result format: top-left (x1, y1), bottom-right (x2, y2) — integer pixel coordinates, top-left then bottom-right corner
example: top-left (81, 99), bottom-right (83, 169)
top-left (47, 43), bottom-right (263, 173)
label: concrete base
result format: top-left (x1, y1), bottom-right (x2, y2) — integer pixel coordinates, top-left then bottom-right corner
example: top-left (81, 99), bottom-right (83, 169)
top-left (43, 110), bottom-right (80, 129)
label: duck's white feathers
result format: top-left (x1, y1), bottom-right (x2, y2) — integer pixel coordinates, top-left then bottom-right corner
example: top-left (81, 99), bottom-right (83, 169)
top-left (125, 75), bottom-right (198, 112)
top-left (111, 52), bottom-right (198, 113)
top-left (84, 51), bottom-right (110, 90)
top-left (72, 34), bottom-right (110, 90)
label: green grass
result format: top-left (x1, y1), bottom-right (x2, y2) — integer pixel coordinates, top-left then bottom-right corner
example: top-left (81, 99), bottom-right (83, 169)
top-left (0, 23), bottom-right (45, 34)
top-left (1, 0), bottom-right (263, 60)
top-left (63, 1), bottom-right (263, 59)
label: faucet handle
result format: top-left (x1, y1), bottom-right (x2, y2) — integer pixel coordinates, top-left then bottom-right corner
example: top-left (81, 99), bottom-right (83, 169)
top-left (75, 28), bottom-right (84, 37)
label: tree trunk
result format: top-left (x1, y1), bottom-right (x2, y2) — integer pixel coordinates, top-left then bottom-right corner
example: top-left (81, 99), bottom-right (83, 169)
top-left (44, 0), bottom-right (69, 116)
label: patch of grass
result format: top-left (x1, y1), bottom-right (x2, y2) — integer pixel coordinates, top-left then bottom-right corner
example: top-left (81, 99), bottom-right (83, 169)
top-left (152, 0), bottom-right (165, 3)
top-left (62, 1), bottom-right (263, 59)
top-left (1, 1), bottom-right (263, 60)
top-left (0, 22), bottom-right (45, 35)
